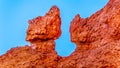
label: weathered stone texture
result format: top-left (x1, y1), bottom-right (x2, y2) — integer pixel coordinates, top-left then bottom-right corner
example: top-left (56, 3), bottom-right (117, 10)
top-left (0, 0), bottom-right (120, 67)
top-left (26, 6), bottom-right (61, 42)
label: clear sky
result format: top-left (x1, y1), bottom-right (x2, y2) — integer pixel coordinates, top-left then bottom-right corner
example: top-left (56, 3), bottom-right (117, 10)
top-left (0, 0), bottom-right (108, 56)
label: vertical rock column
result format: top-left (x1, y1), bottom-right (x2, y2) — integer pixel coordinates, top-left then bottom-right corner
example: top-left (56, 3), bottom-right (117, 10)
top-left (26, 6), bottom-right (61, 52)
top-left (26, 6), bottom-right (62, 67)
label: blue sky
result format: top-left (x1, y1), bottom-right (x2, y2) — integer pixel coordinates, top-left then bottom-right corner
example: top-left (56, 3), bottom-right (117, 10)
top-left (0, 0), bottom-right (108, 56)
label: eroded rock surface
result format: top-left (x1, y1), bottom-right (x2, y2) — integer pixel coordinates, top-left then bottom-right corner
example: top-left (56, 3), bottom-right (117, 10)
top-left (0, 0), bottom-right (120, 67)
top-left (0, 6), bottom-right (62, 68)
top-left (63, 0), bottom-right (120, 67)
top-left (26, 6), bottom-right (61, 41)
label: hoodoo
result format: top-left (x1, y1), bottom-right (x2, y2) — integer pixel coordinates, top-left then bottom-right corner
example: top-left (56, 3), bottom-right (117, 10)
top-left (0, 0), bottom-right (120, 67)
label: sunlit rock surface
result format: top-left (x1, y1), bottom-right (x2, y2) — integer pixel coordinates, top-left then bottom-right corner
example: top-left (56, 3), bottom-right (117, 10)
top-left (0, 0), bottom-right (120, 67)
top-left (0, 6), bottom-right (62, 68)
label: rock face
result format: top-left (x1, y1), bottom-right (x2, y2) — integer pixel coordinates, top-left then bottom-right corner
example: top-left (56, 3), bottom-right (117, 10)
top-left (0, 6), bottom-right (62, 68)
top-left (0, 0), bottom-right (120, 67)
top-left (26, 6), bottom-right (61, 41)
top-left (61, 0), bottom-right (120, 67)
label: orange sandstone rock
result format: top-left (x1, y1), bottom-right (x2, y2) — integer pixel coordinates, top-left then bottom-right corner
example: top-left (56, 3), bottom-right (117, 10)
top-left (0, 6), bottom-right (62, 68)
top-left (61, 0), bottom-right (120, 67)
top-left (26, 6), bottom-right (61, 42)
top-left (0, 0), bottom-right (120, 67)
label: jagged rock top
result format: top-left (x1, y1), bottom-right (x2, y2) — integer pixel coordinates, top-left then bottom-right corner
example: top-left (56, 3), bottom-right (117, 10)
top-left (0, 0), bottom-right (120, 68)
top-left (70, 0), bottom-right (120, 44)
top-left (26, 6), bottom-right (61, 42)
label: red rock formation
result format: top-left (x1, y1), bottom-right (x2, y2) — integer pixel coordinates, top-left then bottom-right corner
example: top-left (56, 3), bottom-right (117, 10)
top-left (0, 6), bottom-right (62, 68)
top-left (0, 0), bottom-right (120, 67)
top-left (26, 6), bottom-right (61, 41)
top-left (59, 0), bottom-right (120, 67)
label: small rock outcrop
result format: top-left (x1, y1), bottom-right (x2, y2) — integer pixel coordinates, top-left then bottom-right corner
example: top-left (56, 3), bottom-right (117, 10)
top-left (26, 6), bottom-right (61, 41)
top-left (0, 0), bottom-right (120, 67)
